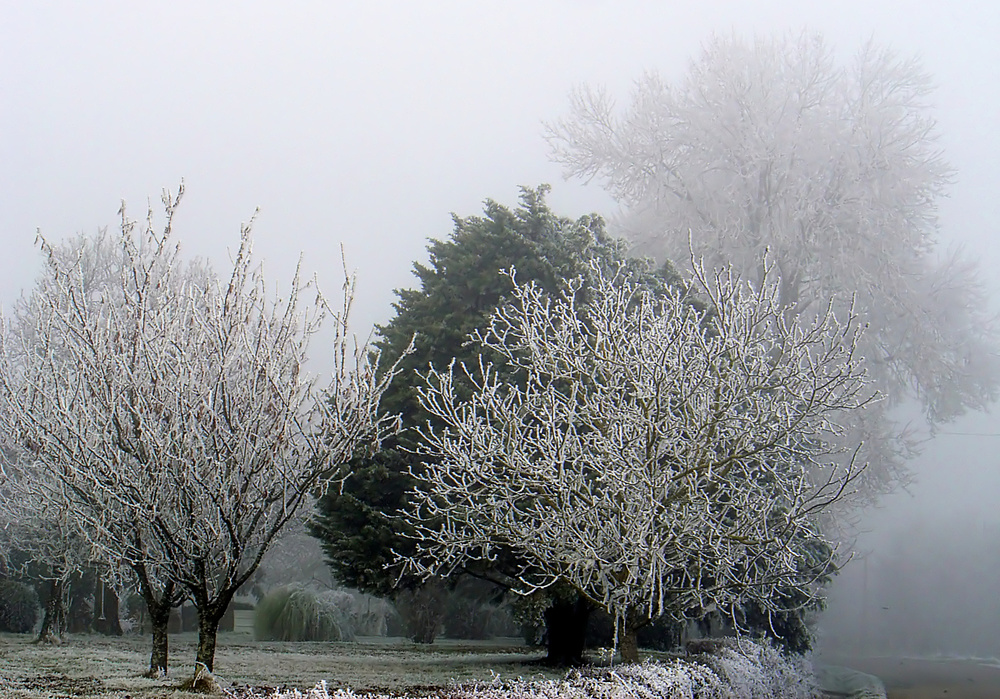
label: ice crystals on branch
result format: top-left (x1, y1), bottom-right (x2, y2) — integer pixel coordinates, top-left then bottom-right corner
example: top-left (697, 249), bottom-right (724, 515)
top-left (0, 186), bottom-right (406, 675)
top-left (546, 33), bottom-right (1000, 500)
top-left (398, 256), bottom-right (876, 659)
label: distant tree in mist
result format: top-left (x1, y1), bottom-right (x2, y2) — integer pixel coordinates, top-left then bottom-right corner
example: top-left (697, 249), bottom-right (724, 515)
top-left (547, 32), bottom-right (1000, 499)
top-left (0, 460), bottom-right (80, 642)
top-left (0, 188), bottom-right (402, 680)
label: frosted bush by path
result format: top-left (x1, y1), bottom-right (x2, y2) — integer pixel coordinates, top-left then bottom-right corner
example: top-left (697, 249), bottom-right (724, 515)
top-left (237, 639), bottom-right (818, 699)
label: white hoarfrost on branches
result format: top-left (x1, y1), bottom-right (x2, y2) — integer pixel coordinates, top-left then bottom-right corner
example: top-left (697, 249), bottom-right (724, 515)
top-left (0, 454), bottom-right (96, 642)
top-left (399, 260), bottom-right (875, 658)
top-left (546, 32), bottom-right (1000, 496)
top-left (0, 230), bottom-right (142, 582)
top-left (0, 456), bottom-right (91, 584)
top-left (0, 229), bottom-right (142, 642)
top-left (0, 186), bottom-right (404, 673)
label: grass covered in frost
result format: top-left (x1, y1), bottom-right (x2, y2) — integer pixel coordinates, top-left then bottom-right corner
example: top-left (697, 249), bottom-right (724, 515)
top-left (0, 632), bottom-right (555, 698)
top-left (0, 633), bottom-right (818, 698)
top-left (244, 639), bottom-right (819, 699)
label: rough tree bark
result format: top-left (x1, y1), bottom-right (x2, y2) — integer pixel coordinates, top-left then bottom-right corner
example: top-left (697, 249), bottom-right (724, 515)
top-left (195, 613), bottom-right (222, 673)
top-left (136, 572), bottom-right (181, 677)
top-left (192, 590), bottom-right (236, 673)
top-left (146, 601), bottom-right (171, 678)
top-left (35, 575), bottom-right (66, 644)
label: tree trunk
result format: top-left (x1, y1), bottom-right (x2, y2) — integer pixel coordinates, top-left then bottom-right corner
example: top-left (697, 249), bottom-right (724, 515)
top-left (192, 584), bottom-right (237, 675)
top-left (186, 557), bottom-right (240, 683)
top-left (135, 574), bottom-right (177, 677)
top-left (36, 577), bottom-right (67, 644)
top-left (619, 624), bottom-right (640, 664)
top-left (133, 564), bottom-right (184, 677)
top-left (194, 609), bottom-right (223, 672)
top-left (617, 610), bottom-right (649, 664)
top-left (187, 596), bottom-right (237, 691)
top-left (544, 596), bottom-right (591, 666)
top-left (145, 596), bottom-right (172, 677)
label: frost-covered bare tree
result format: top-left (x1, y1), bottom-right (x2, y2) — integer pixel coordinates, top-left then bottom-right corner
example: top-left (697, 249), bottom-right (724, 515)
top-left (0, 230), bottom-right (143, 645)
top-left (1, 222), bottom-right (187, 664)
top-left (400, 261), bottom-right (875, 662)
top-left (547, 33), bottom-right (999, 496)
top-left (0, 187), bottom-right (403, 678)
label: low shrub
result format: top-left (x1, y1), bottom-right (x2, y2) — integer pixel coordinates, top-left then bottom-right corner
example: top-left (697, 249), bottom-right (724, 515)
top-left (692, 638), bottom-right (817, 698)
top-left (591, 638), bottom-right (817, 699)
top-left (348, 593), bottom-right (395, 637)
top-left (393, 581), bottom-right (446, 644)
top-left (254, 585), bottom-right (355, 642)
top-left (0, 579), bottom-right (40, 633)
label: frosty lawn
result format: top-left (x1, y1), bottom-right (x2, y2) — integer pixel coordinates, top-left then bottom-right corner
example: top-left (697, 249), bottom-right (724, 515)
top-left (0, 632), bottom-right (818, 698)
top-left (0, 633), bottom-right (557, 698)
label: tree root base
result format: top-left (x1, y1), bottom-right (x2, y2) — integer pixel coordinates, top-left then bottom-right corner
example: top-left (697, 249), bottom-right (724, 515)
top-left (177, 663), bottom-right (225, 694)
top-left (33, 632), bottom-right (64, 645)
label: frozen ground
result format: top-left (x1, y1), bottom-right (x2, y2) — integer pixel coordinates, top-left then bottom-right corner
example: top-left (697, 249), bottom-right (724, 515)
top-left (0, 632), bottom-right (558, 698)
top-left (0, 632), bottom-right (819, 698)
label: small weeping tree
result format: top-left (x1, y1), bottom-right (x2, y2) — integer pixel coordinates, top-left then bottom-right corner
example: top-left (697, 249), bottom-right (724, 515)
top-left (0, 186), bottom-right (404, 681)
top-left (399, 259), bottom-right (876, 663)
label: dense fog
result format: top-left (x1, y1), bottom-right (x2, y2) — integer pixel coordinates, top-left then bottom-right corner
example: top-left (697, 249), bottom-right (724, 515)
top-left (818, 409), bottom-right (1000, 660)
top-left (2, 0), bottom-right (999, 671)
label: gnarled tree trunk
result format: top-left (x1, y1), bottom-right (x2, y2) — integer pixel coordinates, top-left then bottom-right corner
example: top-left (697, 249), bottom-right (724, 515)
top-left (36, 576), bottom-right (67, 644)
top-left (135, 569), bottom-right (181, 678)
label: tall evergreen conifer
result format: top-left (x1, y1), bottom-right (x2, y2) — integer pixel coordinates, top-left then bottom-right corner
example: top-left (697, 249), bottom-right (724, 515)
top-left (311, 187), bottom-right (673, 658)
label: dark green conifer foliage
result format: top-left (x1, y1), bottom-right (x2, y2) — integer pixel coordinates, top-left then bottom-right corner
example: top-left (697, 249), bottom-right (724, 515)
top-left (312, 187), bottom-right (830, 655)
top-left (310, 186), bottom-right (671, 600)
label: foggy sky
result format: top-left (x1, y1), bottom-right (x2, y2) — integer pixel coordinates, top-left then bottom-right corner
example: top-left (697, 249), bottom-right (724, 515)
top-left (3, 0), bottom-right (1000, 648)
top-left (4, 2), bottom-right (999, 329)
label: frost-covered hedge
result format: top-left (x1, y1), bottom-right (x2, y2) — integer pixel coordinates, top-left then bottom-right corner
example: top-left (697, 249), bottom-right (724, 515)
top-left (231, 638), bottom-right (818, 698)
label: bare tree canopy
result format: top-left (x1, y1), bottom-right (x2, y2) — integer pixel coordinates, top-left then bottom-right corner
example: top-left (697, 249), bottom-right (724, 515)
top-left (546, 33), bottom-right (999, 449)
top-left (0, 187), bottom-right (403, 676)
top-left (399, 260), bottom-right (875, 661)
